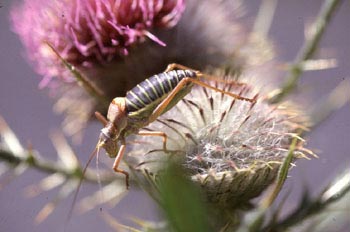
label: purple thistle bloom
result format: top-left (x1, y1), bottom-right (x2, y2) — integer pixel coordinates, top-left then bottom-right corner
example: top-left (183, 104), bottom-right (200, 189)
top-left (11, 0), bottom-right (185, 87)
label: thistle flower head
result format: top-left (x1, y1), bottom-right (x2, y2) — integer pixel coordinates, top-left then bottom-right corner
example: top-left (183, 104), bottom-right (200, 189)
top-left (11, 0), bottom-right (185, 137)
top-left (129, 73), bottom-right (310, 209)
top-left (11, 0), bottom-right (185, 86)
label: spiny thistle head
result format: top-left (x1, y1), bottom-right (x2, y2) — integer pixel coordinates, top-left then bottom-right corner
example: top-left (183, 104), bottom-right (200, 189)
top-left (129, 73), bottom-right (311, 209)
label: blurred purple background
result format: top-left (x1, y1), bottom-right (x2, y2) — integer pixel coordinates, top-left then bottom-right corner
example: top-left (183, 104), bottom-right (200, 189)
top-left (1, 1), bottom-right (349, 232)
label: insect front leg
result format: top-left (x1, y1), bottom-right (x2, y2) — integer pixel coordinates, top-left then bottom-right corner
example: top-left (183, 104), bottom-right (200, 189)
top-left (112, 140), bottom-right (130, 189)
top-left (95, 111), bottom-right (108, 126)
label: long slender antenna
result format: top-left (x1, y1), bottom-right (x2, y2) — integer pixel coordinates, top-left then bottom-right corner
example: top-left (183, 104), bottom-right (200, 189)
top-left (45, 41), bottom-right (109, 108)
top-left (95, 142), bottom-right (105, 202)
top-left (64, 143), bottom-right (102, 231)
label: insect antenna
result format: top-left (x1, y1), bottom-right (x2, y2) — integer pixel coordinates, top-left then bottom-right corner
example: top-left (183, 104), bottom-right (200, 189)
top-left (64, 139), bottom-right (104, 231)
top-left (95, 140), bottom-right (105, 201)
top-left (44, 41), bottom-right (109, 107)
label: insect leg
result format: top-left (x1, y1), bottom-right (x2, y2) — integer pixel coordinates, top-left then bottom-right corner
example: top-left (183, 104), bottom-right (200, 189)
top-left (186, 78), bottom-right (256, 102)
top-left (112, 140), bottom-right (130, 189)
top-left (198, 73), bottom-right (247, 87)
top-left (165, 63), bottom-right (198, 72)
top-left (147, 77), bottom-right (192, 124)
top-left (138, 131), bottom-right (168, 151)
top-left (95, 111), bottom-right (108, 126)
top-left (165, 63), bottom-right (247, 87)
top-left (147, 77), bottom-right (255, 124)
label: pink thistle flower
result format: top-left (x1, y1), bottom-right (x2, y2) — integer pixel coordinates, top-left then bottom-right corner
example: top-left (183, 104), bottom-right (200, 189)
top-left (11, 0), bottom-right (185, 137)
top-left (11, 0), bottom-right (185, 87)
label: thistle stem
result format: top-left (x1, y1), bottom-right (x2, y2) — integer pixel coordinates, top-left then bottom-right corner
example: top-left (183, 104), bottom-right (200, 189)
top-left (270, 0), bottom-right (343, 103)
top-left (253, 0), bottom-right (278, 37)
top-left (261, 135), bottom-right (298, 208)
top-left (261, 168), bottom-right (350, 231)
top-left (0, 149), bottom-right (115, 184)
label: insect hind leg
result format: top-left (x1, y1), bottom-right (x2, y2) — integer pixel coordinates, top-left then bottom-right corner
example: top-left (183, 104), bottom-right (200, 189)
top-left (147, 77), bottom-right (256, 125)
top-left (188, 78), bottom-right (256, 102)
top-left (165, 63), bottom-right (247, 87)
top-left (165, 63), bottom-right (199, 72)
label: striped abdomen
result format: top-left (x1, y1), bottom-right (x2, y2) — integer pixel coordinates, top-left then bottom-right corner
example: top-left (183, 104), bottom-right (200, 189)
top-left (125, 70), bottom-right (197, 113)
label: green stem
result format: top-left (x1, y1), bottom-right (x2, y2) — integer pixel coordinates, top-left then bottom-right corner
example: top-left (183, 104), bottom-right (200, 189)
top-left (246, 135), bottom-right (299, 231)
top-left (0, 149), bottom-right (114, 183)
top-left (270, 0), bottom-right (343, 103)
top-left (262, 168), bottom-right (350, 231)
top-left (261, 135), bottom-right (298, 208)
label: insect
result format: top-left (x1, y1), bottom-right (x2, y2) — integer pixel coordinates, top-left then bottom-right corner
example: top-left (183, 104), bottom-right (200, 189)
top-left (94, 63), bottom-right (256, 188)
top-left (46, 41), bottom-right (255, 189)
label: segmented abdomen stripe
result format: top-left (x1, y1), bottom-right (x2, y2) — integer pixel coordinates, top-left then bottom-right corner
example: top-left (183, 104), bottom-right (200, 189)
top-left (126, 70), bottom-right (197, 113)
